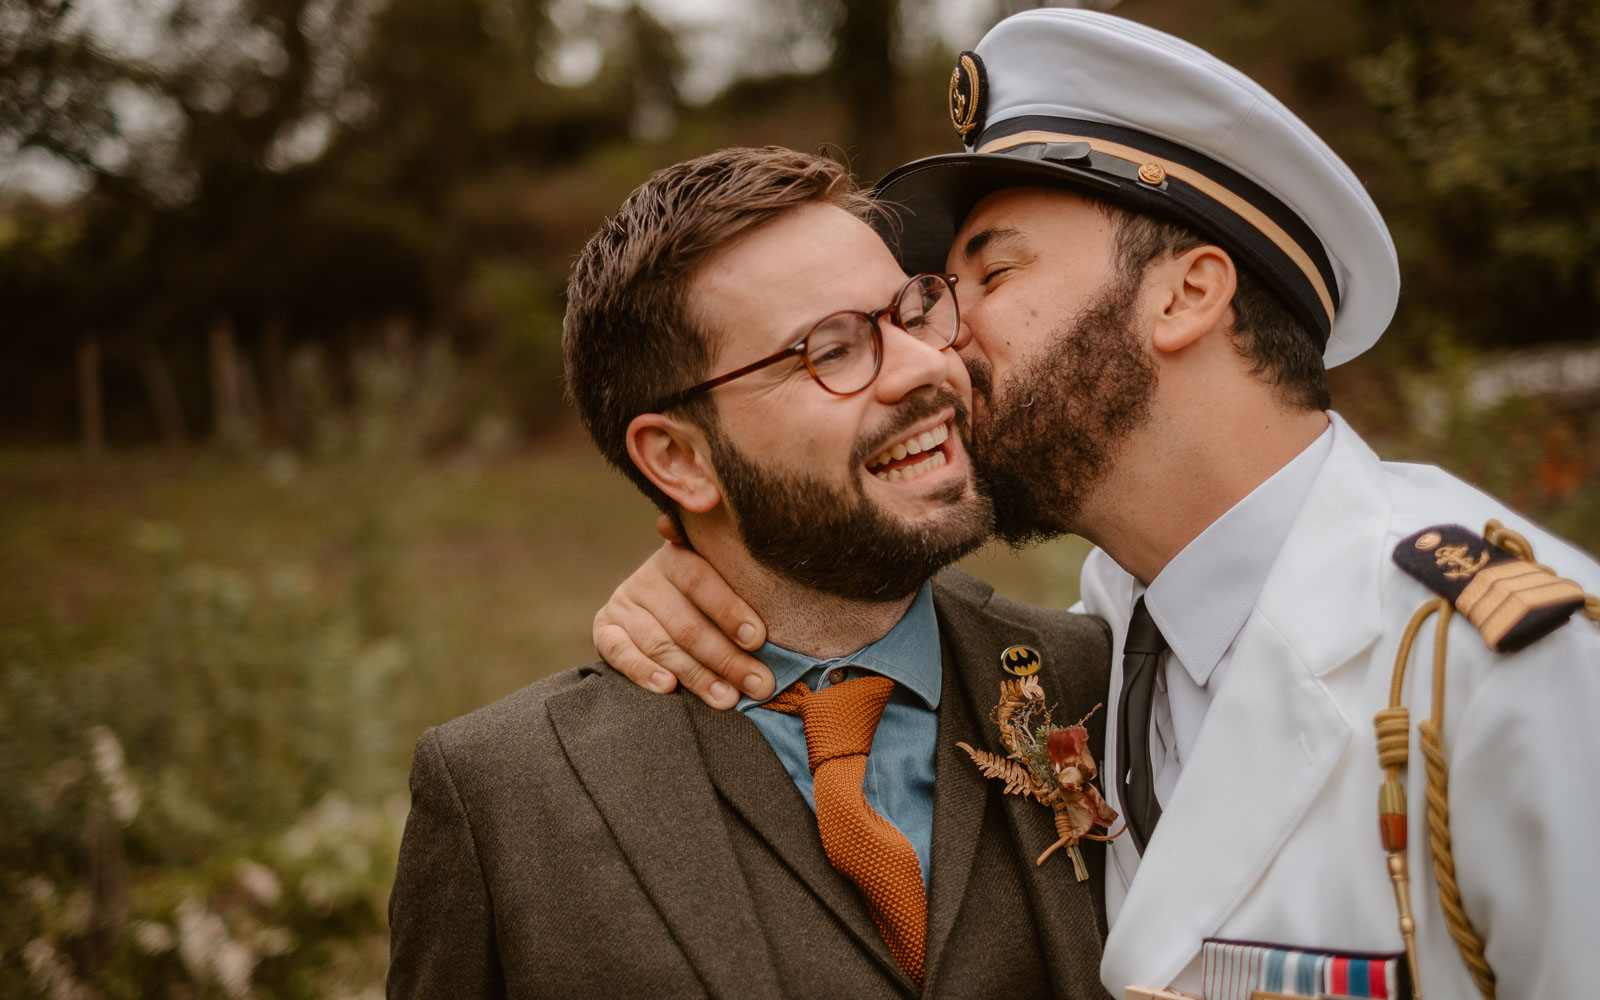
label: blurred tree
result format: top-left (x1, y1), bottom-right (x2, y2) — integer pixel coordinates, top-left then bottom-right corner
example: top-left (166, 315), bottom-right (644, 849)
top-left (0, 0), bottom-right (123, 176)
top-left (830, 0), bottom-right (900, 180)
top-left (1359, 0), bottom-right (1600, 347)
top-left (718, 0), bottom-right (934, 179)
top-left (1, 0), bottom-right (427, 447)
top-left (0, 0), bottom-right (686, 447)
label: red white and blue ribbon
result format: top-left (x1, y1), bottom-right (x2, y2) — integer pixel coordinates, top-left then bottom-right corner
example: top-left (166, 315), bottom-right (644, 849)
top-left (1202, 939), bottom-right (1404, 999)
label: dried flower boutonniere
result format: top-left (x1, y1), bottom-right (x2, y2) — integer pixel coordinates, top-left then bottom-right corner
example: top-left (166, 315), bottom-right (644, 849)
top-left (957, 676), bottom-right (1121, 880)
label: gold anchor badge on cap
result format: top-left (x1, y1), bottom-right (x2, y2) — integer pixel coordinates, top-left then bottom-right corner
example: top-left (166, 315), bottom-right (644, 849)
top-left (1000, 644), bottom-right (1041, 676)
top-left (948, 50), bottom-right (987, 142)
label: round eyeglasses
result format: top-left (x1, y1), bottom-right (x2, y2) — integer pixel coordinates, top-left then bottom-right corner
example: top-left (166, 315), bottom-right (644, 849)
top-left (651, 272), bottom-right (962, 413)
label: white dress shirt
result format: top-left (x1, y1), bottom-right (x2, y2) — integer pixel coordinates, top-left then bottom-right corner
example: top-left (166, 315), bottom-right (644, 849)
top-left (1134, 423), bottom-right (1334, 808)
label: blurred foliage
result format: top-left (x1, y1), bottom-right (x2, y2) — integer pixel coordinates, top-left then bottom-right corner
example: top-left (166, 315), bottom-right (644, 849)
top-left (6, 0), bottom-right (1597, 447)
top-left (0, 0), bottom-right (936, 445)
top-left (0, 355), bottom-right (662, 994)
top-left (1358, 0), bottom-right (1600, 347)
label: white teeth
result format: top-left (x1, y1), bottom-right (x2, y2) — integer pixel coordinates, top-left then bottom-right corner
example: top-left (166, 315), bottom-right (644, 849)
top-left (872, 448), bottom-right (948, 484)
top-left (867, 420), bottom-right (953, 473)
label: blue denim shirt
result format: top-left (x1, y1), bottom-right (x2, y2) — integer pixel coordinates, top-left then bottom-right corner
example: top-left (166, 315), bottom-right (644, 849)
top-left (736, 582), bottom-right (941, 887)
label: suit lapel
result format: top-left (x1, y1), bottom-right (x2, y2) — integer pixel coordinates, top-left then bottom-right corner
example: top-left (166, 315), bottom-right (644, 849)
top-left (1101, 417), bottom-right (1389, 992)
top-left (1100, 615), bottom-right (1352, 989)
top-left (932, 576), bottom-right (1108, 991)
top-left (687, 696), bottom-right (913, 990)
top-left (546, 673), bottom-right (784, 1000)
top-left (924, 639), bottom-right (988, 979)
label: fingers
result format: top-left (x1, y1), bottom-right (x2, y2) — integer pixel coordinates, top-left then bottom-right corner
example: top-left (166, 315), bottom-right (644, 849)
top-left (591, 542), bottom-right (775, 708)
top-left (655, 541), bottom-right (767, 654)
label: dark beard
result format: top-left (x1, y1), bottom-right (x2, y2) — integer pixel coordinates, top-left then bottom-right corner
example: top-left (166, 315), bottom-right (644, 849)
top-left (706, 389), bottom-right (994, 603)
top-left (968, 271), bottom-right (1158, 547)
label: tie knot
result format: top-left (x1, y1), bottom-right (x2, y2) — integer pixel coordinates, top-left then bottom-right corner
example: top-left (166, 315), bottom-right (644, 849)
top-left (764, 674), bottom-right (893, 773)
top-left (1124, 597), bottom-right (1169, 656)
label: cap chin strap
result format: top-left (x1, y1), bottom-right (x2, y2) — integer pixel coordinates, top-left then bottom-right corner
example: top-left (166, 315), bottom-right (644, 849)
top-left (977, 129), bottom-right (1337, 330)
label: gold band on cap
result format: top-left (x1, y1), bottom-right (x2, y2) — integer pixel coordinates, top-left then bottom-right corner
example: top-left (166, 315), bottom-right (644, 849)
top-left (977, 129), bottom-right (1336, 326)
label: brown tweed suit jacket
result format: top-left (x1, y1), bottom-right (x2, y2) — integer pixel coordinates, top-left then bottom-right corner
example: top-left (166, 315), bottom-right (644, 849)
top-left (388, 569), bottom-right (1114, 999)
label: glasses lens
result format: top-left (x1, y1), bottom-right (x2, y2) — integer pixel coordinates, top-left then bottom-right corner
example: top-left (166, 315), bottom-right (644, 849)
top-left (896, 274), bottom-right (958, 347)
top-left (804, 313), bottom-right (879, 394)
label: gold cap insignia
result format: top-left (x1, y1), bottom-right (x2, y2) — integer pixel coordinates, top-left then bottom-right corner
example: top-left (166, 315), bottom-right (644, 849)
top-left (1000, 644), bottom-right (1041, 676)
top-left (949, 51), bottom-right (987, 143)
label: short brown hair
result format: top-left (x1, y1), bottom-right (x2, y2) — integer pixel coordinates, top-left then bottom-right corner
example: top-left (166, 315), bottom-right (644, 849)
top-left (1097, 203), bottom-right (1331, 411)
top-left (563, 146), bottom-right (879, 513)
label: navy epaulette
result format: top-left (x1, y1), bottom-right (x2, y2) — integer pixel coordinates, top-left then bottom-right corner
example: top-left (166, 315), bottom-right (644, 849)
top-left (1393, 524), bottom-right (1587, 652)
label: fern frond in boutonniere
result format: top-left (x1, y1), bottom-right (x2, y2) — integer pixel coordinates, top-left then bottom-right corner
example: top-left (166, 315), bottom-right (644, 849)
top-left (956, 676), bottom-right (1122, 881)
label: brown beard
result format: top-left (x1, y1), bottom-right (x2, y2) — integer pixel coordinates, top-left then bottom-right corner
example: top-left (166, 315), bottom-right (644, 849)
top-left (968, 271), bottom-right (1158, 547)
top-left (705, 387), bottom-right (994, 602)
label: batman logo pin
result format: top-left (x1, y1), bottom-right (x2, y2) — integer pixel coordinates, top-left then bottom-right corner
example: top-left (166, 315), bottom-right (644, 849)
top-left (949, 50), bottom-right (987, 144)
top-left (1000, 644), bottom-right (1041, 676)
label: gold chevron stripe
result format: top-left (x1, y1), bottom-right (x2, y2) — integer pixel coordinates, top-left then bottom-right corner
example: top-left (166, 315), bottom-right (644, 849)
top-left (1457, 560), bottom-right (1586, 649)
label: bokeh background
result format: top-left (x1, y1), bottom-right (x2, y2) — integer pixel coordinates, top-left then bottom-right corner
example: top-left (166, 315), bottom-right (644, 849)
top-left (3, 0), bottom-right (1598, 994)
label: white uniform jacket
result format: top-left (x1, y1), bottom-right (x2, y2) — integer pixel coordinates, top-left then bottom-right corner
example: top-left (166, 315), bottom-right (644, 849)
top-left (1084, 414), bottom-right (1600, 999)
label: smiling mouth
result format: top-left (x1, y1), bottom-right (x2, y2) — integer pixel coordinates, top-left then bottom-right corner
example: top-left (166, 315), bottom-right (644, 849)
top-left (865, 420), bottom-right (952, 483)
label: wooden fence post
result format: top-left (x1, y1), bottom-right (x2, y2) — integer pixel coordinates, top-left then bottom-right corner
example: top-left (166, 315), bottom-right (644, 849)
top-left (78, 334), bottom-right (105, 460)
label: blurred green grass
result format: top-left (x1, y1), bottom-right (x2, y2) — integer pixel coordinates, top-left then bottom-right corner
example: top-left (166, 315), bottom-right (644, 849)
top-left (0, 436), bottom-right (1087, 720)
top-left (2, 433), bottom-right (662, 715)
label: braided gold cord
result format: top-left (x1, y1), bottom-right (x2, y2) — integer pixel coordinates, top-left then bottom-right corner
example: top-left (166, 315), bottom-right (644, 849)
top-left (1419, 715), bottom-right (1496, 998)
top-left (1422, 599), bottom-right (1497, 999)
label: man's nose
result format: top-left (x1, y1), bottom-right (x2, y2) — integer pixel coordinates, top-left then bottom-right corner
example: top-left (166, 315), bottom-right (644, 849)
top-left (871, 319), bottom-right (954, 401)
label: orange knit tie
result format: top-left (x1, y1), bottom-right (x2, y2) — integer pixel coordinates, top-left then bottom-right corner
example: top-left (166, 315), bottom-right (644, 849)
top-left (763, 674), bottom-right (928, 984)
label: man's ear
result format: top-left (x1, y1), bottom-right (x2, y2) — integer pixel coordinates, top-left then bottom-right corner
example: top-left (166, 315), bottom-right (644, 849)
top-left (626, 413), bottom-right (722, 514)
top-left (1149, 244), bottom-right (1237, 355)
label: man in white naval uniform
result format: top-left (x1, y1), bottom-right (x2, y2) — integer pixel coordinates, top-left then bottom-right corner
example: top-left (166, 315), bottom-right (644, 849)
top-left (586, 9), bottom-right (1600, 1000)
top-left (1069, 410), bottom-right (1600, 999)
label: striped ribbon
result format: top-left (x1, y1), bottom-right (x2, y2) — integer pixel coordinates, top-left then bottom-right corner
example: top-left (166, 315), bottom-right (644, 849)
top-left (1201, 940), bottom-right (1403, 999)
top-left (1262, 946), bottom-right (1325, 996)
top-left (1324, 955), bottom-right (1398, 998)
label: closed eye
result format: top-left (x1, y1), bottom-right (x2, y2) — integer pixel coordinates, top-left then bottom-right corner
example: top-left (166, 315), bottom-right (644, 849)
top-left (979, 266), bottom-right (1012, 288)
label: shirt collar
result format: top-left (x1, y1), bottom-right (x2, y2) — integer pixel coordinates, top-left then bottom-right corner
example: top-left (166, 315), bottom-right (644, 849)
top-left (738, 581), bottom-right (942, 711)
top-left (1143, 419), bottom-right (1335, 687)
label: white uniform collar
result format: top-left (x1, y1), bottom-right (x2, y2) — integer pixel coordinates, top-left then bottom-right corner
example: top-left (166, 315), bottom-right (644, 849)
top-left (1143, 419), bottom-right (1335, 687)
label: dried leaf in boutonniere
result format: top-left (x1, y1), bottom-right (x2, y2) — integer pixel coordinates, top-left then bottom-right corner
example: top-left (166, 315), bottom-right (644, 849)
top-left (957, 676), bottom-right (1122, 880)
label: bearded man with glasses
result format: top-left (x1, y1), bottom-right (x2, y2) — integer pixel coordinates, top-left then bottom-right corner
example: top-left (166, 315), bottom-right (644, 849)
top-left (387, 146), bottom-right (1115, 1000)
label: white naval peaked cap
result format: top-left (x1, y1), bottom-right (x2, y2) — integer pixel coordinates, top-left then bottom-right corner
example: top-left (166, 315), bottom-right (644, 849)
top-left (875, 7), bottom-right (1399, 367)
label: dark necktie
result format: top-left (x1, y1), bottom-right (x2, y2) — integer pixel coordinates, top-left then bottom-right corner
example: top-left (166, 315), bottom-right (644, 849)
top-left (1118, 596), bottom-right (1169, 854)
top-left (762, 675), bottom-right (928, 984)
